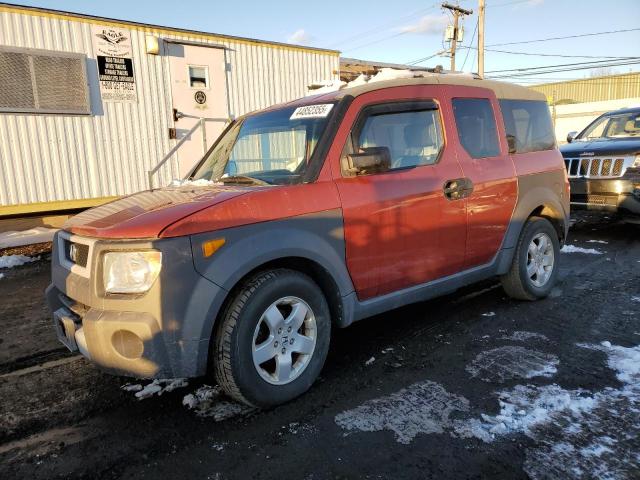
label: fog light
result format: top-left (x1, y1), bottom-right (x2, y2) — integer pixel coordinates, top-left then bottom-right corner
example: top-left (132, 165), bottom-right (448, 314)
top-left (112, 330), bottom-right (144, 359)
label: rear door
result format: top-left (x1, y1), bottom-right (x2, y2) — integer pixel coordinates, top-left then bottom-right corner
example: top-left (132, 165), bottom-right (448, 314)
top-left (448, 89), bottom-right (517, 268)
top-left (330, 87), bottom-right (467, 300)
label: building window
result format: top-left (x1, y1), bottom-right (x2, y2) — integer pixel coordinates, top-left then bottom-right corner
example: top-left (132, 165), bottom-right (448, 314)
top-left (0, 46), bottom-right (90, 115)
top-left (188, 65), bottom-right (209, 88)
top-left (499, 99), bottom-right (556, 153)
top-left (452, 98), bottom-right (501, 159)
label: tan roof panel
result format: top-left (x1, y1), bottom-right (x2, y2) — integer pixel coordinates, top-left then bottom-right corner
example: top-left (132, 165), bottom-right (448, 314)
top-left (325, 74), bottom-right (546, 102)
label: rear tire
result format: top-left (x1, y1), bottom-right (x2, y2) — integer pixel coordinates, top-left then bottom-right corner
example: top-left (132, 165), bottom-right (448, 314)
top-left (213, 269), bottom-right (331, 408)
top-left (500, 217), bottom-right (560, 301)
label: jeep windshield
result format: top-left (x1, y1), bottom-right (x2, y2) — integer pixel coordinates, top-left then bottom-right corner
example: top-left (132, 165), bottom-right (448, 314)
top-left (191, 103), bottom-right (336, 185)
top-left (576, 111), bottom-right (640, 141)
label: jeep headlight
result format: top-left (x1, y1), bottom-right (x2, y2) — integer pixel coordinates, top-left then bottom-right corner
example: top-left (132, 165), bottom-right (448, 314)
top-left (103, 251), bottom-right (162, 294)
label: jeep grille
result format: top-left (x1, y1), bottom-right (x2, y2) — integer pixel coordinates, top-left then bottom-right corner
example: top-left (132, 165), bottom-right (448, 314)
top-left (563, 156), bottom-right (633, 179)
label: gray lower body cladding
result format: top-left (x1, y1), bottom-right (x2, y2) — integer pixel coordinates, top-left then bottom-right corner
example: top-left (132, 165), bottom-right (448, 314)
top-left (46, 232), bottom-right (226, 378)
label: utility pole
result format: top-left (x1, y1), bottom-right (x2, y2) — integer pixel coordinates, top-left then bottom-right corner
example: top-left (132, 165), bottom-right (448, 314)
top-left (442, 3), bottom-right (473, 72)
top-left (478, 0), bottom-right (485, 77)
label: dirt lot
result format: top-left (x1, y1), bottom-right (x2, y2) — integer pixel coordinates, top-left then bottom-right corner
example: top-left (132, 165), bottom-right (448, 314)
top-left (1, 211), bottom-right (638, 480)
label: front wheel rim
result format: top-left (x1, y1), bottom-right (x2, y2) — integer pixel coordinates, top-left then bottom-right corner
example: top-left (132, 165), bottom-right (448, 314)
top-left (251, 296), bottom-right (317, 386)
top-left (526, 232), bottom-right (555, 288)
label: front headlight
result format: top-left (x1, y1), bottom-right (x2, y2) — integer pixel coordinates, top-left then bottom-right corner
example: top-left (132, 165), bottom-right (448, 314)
top-left (103, 251), bottom-right (162, 294)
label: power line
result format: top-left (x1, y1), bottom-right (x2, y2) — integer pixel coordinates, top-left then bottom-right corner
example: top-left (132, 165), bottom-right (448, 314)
top-left (461, 46), bottom-right (637, 59)
top-left (325, 4), bottom-right (439, 49)
top-left (339, 2), bottom-right (444, 52)
top-left (461, 18), bottom-right (479, 70)
top-left (485, 58), bottom-right (640, 74)
top-left (486, 28), bottom-right (640, 47)
top-left (487, 60), bottom-right (640, 79)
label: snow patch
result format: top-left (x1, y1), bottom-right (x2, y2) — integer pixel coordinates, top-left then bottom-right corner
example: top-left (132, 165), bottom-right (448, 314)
top-left (307, 80), bottom-right (346, 95)
top-left (335, 381), bottom-right (469, 444)
top-left (500, 331), bottom-right (549, 342)
top-left (561, 245), bottom-right (602, 255)
top-left (481, 311), bottom-right (496, 317)
top-left (182, 385), bottom-right (254, 420)
top-left (466, 346), bottom-right (559, 383)
top-left (0, 227), bottom-right (57, 249)
top-left (121, 383), bottom-right (143, 392)
top-left (586, 240), bottom-right (608, 244)
top-left (0, 254), bottom-right (39, 269)
top-left (168, 178), bottom-right (221, 187)
top-left (457, 342), bottom-right (640, 479)
top-left (631, 296), bottom-right (640, 303)
top-left (365, 356), bottom-right (375, 366)
top-left (131, 378), bottom-right (188, 399)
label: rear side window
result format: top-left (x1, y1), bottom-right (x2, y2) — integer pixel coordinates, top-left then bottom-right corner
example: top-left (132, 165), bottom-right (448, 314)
top-left (499, 99), bottom-right (555, 153)
top-left (452, 98), bottom-right (501, 158)
top-left (355, 109), bottom-right (444, 170)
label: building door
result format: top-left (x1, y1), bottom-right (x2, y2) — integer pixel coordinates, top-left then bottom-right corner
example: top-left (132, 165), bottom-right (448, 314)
top-left (167, 42), bottom-right (229, 177)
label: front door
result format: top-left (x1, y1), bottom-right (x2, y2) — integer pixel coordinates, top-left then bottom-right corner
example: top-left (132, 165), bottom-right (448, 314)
top-left (168, 43), bottom-right (229, 176)
top-left (330, 87), bottom-right (468, 300)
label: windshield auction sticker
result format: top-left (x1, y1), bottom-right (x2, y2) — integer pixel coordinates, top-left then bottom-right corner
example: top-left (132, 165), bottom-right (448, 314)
top-left (91, 25), bottom-right (137, 103)
top-left (290, 104), bottom-right (334, 120)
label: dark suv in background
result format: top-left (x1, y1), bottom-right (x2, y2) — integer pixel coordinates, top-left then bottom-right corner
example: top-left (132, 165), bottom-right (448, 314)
top-left (561, 107), bottom-right (640, 219)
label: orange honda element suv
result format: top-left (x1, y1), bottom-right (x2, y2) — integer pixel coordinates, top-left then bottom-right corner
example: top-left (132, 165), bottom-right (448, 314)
top-left (47, 74), bottom-right (569, 407)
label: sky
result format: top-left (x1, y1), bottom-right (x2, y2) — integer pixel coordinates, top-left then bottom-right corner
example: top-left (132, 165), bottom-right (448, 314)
top-left (11, 0), bottom-right (640, 84)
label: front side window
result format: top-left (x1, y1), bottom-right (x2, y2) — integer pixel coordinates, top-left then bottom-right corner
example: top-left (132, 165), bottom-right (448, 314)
top-left (576, 111), bottom-right (640, 140)
top-left (192, 103), bottom-right (335, 185)
top-left (452, 98), bottom-right (500, 158)
top-left (500, 99), bottom-right (556, 153)
top-left (349, 108), bottom-right (444, 171)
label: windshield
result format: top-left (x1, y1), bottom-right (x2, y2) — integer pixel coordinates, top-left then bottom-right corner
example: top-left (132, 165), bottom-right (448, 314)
top-left (191, 103), bottom-right (336, 185)
top-left (576, 111), bottom-right (640, 141)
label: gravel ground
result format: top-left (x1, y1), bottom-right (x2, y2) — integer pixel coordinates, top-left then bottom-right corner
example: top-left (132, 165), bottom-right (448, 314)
top-left (0, 211), bottom-right (638, 480)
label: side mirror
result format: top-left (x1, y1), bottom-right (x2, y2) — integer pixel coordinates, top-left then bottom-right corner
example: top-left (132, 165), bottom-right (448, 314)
top-left (344, 147), bottom-right (391, 175)
top-left (566, 131), bottom-right (578, 143)
top-left (506, 134), bottom-right (517, 154)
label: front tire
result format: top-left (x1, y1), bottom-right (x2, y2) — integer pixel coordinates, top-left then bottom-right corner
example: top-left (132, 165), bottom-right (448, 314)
top-left (213, 269), bottom-right (331, 408)
top-left (500, 217), bottom-right (560, 301)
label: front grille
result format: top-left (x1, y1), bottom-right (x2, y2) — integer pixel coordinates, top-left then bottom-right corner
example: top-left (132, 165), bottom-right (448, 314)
top-left (63, 239), bottom-right (89, 267)
top-left (563, 156), bottom-right (632, 179)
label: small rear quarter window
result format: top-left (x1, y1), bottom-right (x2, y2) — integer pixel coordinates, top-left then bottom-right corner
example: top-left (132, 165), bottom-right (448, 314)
top-left (499, 99), bottom-right (556, 153)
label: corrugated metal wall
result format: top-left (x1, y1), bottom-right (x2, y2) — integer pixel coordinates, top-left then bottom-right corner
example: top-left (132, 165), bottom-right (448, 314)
top-left (531, 73), bottom-right (640, 104)
top-left (0, 7), bottom-right (339, 208)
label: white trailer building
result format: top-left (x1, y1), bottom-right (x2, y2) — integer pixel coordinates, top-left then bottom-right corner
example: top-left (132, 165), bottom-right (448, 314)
top-left (0, 3), bottom-right (340, 216)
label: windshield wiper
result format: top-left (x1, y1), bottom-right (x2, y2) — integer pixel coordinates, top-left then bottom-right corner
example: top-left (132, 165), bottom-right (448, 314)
top-left (218, 175), bottom-right (271, 186)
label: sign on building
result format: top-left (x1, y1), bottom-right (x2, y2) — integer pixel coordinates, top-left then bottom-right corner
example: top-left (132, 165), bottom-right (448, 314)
top-left (91, 25), bottom-right (137, 102)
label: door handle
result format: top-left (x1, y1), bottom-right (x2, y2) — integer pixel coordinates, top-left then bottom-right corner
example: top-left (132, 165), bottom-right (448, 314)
top-left (443, 178), bottom-right (474, 200)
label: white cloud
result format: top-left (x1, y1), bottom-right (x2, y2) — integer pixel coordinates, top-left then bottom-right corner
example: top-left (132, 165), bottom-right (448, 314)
top-left (514, 0), bottom-right (544, 8)
top-left (287, 29), bottom-right (312, 44)
top-left (399, 14), bottom-right (448, 35)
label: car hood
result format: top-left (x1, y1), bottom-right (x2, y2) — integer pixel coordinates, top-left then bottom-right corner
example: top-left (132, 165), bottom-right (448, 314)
top-left (560, 137), bottom-right (640, 157)
top-left (64, 184), bottom-right (253, 239)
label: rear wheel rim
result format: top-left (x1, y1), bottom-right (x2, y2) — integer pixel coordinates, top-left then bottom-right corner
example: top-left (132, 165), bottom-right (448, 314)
top-left (251, 296), bottom-right (317, 386)
top-left (526, 232), bottom-right (555, 288)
